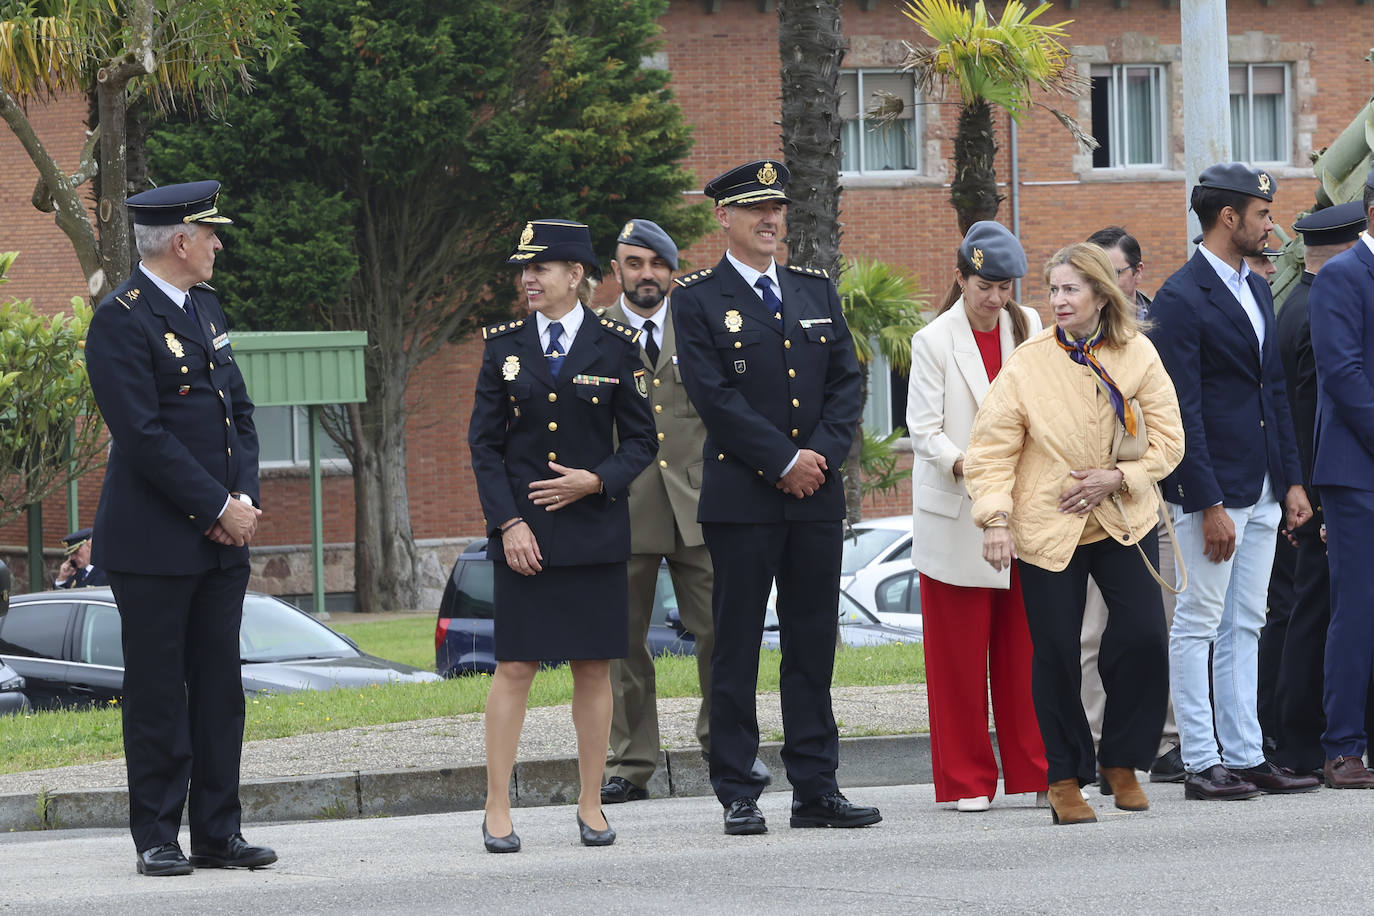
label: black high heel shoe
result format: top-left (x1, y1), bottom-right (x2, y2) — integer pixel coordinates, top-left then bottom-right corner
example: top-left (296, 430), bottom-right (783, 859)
top-left (577, 810), bottom-right (616, 847)
top-left (482, 818), bottom-right (521, 853)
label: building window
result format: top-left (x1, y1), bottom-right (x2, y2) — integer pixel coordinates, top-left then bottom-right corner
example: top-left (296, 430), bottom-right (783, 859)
top-left (839, 70), bottom-right (921, 175)
top-left (1230, 64), bottom-right (1289, 165)
top-left (861, 351), bottom-right (910, 437)
top-left (257, 405), bottom-right (350, 468)
top-left (1090, 64), bottom-right (1167, 169)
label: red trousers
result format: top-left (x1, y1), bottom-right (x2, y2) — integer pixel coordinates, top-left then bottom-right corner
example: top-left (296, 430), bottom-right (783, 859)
top-left (921, 570), bottom-right (1048, 802)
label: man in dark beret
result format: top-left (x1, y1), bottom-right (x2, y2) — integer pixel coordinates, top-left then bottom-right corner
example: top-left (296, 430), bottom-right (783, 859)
top-left (1309, 167), bottom-right (1374, 788)
top-left (84, 181), bottom-right (274, 875)
top-left (1148, 163), bottom-right (1317, 801)
top-left (671, 159), bottom-right (879, 835)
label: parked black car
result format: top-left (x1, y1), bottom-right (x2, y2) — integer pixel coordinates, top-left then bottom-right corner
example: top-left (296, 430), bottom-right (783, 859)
top-left (0, 588), bottom-right (441, 710)
top-left (435, 539), bottom-right (696, 676)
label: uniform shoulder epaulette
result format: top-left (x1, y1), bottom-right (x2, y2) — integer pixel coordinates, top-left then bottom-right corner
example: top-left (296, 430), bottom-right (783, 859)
top-left (192, 281), bottom-right (217, 292)
top-left (481, 318), bottom-right (527, 340)
top-left (598, 316), bottom-right (641, 344)
top-left (110, 285), bottom-right (146, 312)
top-left (786, 264), bottom-right (830, 279)
top-left (594, 306), bottom-right (609, 317)
top-left (673, 267), bottom-right (714, 288)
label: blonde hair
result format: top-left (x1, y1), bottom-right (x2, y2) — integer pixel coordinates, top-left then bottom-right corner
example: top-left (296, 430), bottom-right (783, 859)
top-left (1043, 243), bottom-right (1142, 347)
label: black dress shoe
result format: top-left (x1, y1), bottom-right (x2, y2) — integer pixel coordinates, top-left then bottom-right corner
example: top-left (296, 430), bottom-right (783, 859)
top-left (136, 842), bottom-right (193, 877)
top-left (724, 797), bottom-right (767, 835)
top-left (1149, 745), bottom-right (1186, 783)
top-left (600, 776), bottom-right (648, 804)
top-left (1183, 765), bottom-right (1263, 801)
top-left (188, 833), bottom-right (277, 869)
top-left (1235, 760), bottom-right (1321, 794)
top-left (790, 791), bottom-right (883, 828)
top-left (577, 811), bottom-right (616, 847)
top-left (482, 818), bottom-right (521, 853)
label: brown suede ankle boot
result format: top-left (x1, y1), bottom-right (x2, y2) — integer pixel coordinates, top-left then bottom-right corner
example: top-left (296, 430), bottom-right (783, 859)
top-left (1047, 778), bottom-right (1097, 825)
top-left (1098, 766), bottom-right (1150, 811)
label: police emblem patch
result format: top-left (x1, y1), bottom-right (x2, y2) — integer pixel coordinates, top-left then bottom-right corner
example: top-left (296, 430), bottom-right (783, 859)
top-left (1258, 172), bottom-right (1272, 194)
top-left (971, 247), bottom-right (984, 271)
top-left (757, 162), bottom-right (778, 185)
top-left (520, 222), bottom-right (535, 246)
top-left (164, 333), bottom-right (184, 358)
top-left (734, 359), bottom-right (746, 374)
top-left (502, 355), bottom-right (521, 381)
top-left (634, 368), bottom-right (649, 398)
top-left (724, 309), bottom-right (744, 333)
top-left (620, 221), bottom-right (634, 240)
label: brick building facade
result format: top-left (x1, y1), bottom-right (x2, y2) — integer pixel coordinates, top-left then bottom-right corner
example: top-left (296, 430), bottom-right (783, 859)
top-left (2, 1), bottom-right (1371, 594)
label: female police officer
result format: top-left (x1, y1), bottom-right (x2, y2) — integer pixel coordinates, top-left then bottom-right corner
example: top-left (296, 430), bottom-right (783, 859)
top-left (468, 219), bottom-right (657, 851)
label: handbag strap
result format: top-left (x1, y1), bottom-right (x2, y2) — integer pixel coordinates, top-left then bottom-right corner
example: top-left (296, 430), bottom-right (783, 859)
top-left (1110, 488), bottom-right (1188, 595)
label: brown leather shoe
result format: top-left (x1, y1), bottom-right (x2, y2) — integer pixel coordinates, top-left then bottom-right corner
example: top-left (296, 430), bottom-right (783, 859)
top-left (1324, 755), bottom-right (1374, 788)
top-left (1183, 765), bottom-right (1262, 800)
top-left (1047, 778), bottom-right (1097, 825)
top-left (1098, 766), bottom-right (1149, 810)
top-left (1235, 760), bottom-right (1320, 794)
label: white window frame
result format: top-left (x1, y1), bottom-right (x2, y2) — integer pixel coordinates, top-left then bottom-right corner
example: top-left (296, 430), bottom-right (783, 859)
top-left (257, 405), bottom-right (351, 470)
top-left (1091, 64), bottom-right (1168, 170)
top-left (839, 69), bottom-right (923, 177)
top-left (1230, 62), bottom-right (1291, 168)
top-left (862, 347), bottom-right (909, 437)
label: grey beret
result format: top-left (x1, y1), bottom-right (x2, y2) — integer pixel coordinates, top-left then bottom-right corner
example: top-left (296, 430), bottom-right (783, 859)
top-left (614, 218), bottom-right (679, 271)
top-left (1196, 162), bottom-right (1275, 202)
top-left (960, 221), bottom-right (1027, 281)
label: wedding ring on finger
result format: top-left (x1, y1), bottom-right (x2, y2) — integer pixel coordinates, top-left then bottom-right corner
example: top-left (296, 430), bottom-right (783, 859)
top-left (1078, 498), bottom-right (1087, 509)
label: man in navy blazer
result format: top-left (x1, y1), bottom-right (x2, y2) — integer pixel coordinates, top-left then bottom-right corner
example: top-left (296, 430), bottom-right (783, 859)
top-left (85, 182), bottom-right (274, 876)
top-left (1149, 163), bottom-right (1316, 801)
top-left (1308, 167), bottom-right (1374, 788)
top-left (672, 159), bottom-right (878, 836)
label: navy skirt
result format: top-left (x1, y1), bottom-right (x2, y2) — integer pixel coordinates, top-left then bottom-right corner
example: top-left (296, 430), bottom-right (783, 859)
top-left (491, 561), bottom-right (629, 662)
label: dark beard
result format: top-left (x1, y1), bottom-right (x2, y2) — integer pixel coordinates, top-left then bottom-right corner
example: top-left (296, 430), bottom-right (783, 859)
top-left (624, 284), bottom-right (666, 310)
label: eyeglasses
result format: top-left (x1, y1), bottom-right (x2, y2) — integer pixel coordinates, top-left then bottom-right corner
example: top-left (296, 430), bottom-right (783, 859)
top-left (1115, 265), bottom-right (1138, 277)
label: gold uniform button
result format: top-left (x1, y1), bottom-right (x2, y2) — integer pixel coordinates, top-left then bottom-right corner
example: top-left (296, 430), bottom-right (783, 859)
top-left (180, 365), bottom-right (188, 374)
top-left (653, 378), bottom-right (662, 387)
top-left (820, 335), bottom-right (827, 343)
top-left (717, 452), bottom-right (725, 461)
top-left (548, 421), bottom-right (558, 431)
top-left (788, 369), bottom-right (796, 378)
top-left (792, 398), bottom-right (800, 408)
top-left (657, 432), bottom-right (666, 442)
top-left (225, 418), bottom-right (231, 427)
top-left (757, 470), bottom-right (764, 476)
top-left (659, 459), bottom-right (668, 468)
top-left (591, 396), bottom-right (599, 404)
top-left (654, 404), bottom-right (663, 414)
top-left (734, 341), bottom-right (742, 349)
top-left (791, 428), bottom-right (799, 437)
top-left (218, 389), bottom-right (225, 398)
top-left (784, 340), bottom-right (792, 349)
top-left (547, 451), bottom-right (557, 461)
top-left (1259, 420), bottom-right (1265, 428)
top-left (510, 396), bottom-right (516, 403)
top-left (227, 447), bottom-right (232, 456)
top-left (548, 392), bottom-right (557, 402)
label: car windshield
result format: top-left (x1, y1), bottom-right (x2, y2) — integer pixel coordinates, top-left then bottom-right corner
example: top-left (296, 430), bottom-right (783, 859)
top-left (840, 526), bottom-right (905, 575)
top-left (239, 594), bottom-right (357, 663)
top-left (838, 591), bottom-right (879, 626)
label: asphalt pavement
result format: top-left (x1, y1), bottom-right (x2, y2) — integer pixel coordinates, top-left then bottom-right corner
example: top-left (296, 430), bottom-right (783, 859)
top-left (4, 780), bottom-right (1372, 914)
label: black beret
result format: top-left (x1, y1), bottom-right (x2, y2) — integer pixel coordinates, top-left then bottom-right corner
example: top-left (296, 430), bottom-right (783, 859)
top-left (1196, 162), bottom-right (1275, 202)
top-left (704, 159), bottom-right (791, 207)
top-left (506, 219), bottom-right (602, 279)
top-left (125, 180), bottom-right (232, 226)
top-left (613, 219), bottom-right (678, 270)
top-left (959, 221), bottom-right (1027, 281)
top-left (1294, 201), bottom-right (1367, 247)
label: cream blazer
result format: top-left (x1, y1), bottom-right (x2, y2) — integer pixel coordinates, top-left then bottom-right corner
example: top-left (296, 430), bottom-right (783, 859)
top-left (906, 301), bottom-right (1042, 588)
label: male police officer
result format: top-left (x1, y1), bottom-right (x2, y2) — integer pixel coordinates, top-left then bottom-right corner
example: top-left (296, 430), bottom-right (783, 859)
top-left (85, 181), bottom-right (273, 876)
top-left (672, 159), bottom-right (879, 835)
top-left (54, 527), bottom-right (107, 588)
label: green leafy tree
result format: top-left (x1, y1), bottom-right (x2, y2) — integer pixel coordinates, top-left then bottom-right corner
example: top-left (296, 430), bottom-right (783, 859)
top-left (838, 258), bottom-right (927, 516)
top-left (149, 0), bottom-right (712, 611)
top-left (0, 0), bottom-right (299, 298)
top-left (888, 0), bottom-right (1092, 234)
top-left (0, 252), bottom-right (105, 528)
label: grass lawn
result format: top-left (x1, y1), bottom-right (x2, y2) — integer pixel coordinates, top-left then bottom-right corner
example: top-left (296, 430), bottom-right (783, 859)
top-left (0, 615), bottom-right (923, 775)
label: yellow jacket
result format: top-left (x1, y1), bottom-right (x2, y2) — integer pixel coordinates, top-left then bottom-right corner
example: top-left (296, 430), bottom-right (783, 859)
top-left (964, 327), bottom-right (1184, 572)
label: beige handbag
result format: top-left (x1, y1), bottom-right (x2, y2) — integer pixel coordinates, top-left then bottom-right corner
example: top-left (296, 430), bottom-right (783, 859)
top-left (1109, 397), bottom-right (1187, 595)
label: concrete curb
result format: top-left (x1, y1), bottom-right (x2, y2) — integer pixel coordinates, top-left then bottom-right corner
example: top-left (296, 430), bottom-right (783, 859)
top-left (0, 733), bottom-right (937, 832)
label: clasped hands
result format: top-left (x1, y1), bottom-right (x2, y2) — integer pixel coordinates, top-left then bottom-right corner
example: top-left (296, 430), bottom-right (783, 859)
top-left (205, 495), bottom-right (261, 547)
top-left (504, 461), bottom-right (605, 578)
top-left (777, 448), bottom-right (826, 499)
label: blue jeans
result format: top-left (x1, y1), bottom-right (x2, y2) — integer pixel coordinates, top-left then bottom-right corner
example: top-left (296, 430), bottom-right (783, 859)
top-left (1168, 479), bottom-right (1281, 773)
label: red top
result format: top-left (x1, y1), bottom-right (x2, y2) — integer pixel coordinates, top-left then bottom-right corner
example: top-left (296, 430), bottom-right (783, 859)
top-left (971, 326), bottom-right (1002, 381)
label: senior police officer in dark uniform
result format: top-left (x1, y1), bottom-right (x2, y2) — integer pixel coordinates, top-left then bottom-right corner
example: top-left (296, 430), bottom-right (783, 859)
top-left (671, 159), bottom-right (880, 835)
top-left (85, 181), bottom-right (273, 876)
top-left (54, 527), bottom-right (108, 588)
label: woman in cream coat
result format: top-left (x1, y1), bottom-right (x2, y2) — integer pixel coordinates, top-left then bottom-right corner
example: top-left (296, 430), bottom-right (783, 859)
top-left (907, 221), bottom-right (1048, 812)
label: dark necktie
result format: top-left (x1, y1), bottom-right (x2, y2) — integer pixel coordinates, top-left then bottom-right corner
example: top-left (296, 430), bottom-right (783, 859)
top-left (642, 319), bottom-right (660, 366)
top-left (183, 291), bottom-right (199, 328)
top-left (545, 320), bottom-right (565, 379)
top-left (755, 276), bottom-right (782, 325)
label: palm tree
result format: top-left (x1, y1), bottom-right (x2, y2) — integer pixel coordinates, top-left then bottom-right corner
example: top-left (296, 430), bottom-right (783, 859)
top-left (882, 0), bottom-right (1093, 234)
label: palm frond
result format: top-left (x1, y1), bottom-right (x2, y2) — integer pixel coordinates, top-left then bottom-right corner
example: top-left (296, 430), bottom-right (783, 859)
top-left (838, 257), bottom-right (928, 371)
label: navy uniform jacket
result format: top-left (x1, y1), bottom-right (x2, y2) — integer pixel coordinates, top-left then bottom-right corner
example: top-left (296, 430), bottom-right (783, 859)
top-left (1276, 272), bottom-right (1318, 492)
top-left (670, 257), bottom-right (862, 523)
top-left (467, 306), bottom-right (658, 567)
top-left (85, 267), bottom-right (260, 575)
top-left (1148, 249), bottom-right (1301, 512)
top-left (1310, 241), bottom-right (1374, 492)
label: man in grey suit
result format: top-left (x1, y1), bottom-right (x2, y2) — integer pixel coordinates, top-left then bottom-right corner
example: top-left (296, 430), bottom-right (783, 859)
top-left (601, 220), bottom-right (765, 803)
